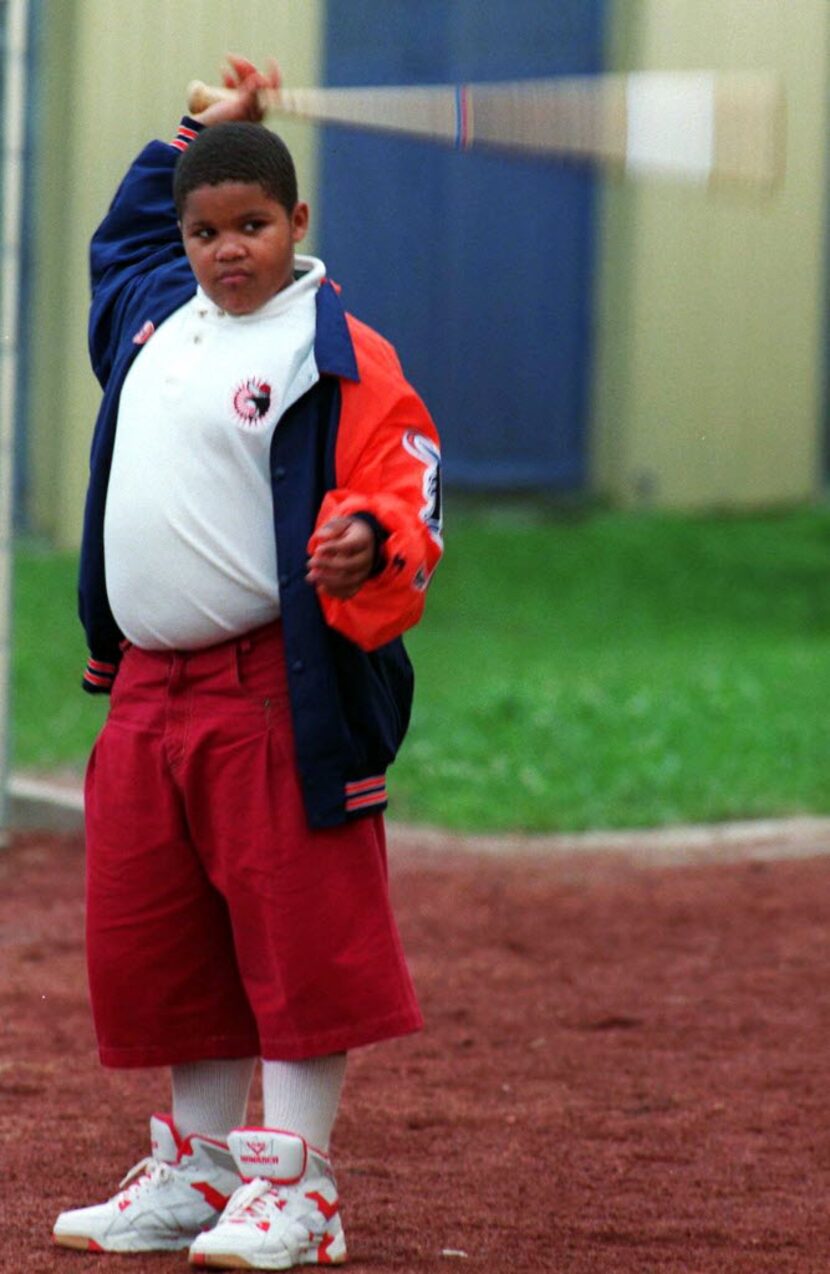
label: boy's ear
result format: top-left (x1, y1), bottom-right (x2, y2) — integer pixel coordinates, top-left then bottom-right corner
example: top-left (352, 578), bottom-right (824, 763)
top-left (291, 201), bottom-right (310, 245)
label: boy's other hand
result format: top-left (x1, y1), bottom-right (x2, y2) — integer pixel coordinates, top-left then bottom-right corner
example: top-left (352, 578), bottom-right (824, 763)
top-left (306, 517), bottom-right (376, 599)
top-left (191, 55), bottom-right (281, 126)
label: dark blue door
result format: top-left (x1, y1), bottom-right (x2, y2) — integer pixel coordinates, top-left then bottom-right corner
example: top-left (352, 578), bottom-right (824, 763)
top-left (320, 0), bottom-right (605, 490)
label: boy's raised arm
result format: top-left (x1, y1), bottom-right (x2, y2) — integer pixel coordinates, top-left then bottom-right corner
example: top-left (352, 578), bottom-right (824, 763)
top-left (89, 56), bottom-right (281, 381)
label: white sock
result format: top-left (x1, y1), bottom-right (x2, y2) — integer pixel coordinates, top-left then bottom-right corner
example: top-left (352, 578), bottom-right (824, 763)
top-left (171, 1057), bottom-right (256, 1140)
top-left (261, 1054), bottom-right (347, 1151)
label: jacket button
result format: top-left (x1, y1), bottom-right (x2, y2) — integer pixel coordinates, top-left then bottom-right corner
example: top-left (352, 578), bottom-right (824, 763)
top-left (291, 659), bottom-right (304, 673)
top-left (279, 573), bottom-right (289, 587)
top-left (273, 465), bottom-right (287, 480)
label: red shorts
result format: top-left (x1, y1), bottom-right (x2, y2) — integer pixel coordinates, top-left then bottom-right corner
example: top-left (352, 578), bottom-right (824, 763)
top-left (84, 621), bottom-right (422, 1068)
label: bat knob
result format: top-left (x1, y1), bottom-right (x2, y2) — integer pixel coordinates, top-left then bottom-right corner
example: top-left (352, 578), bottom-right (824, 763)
top-left (186, 79), bottom-right (230, 114)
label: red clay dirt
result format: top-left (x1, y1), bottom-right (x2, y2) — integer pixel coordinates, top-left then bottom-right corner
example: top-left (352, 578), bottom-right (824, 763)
top-left (3, 829), bottom-right (830, 1273)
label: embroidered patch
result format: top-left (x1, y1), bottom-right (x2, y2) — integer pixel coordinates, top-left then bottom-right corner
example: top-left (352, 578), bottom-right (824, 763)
top-left (402, 430), bottom-right (443, 548)
top-left (232, 377), bottom-right (273, 429)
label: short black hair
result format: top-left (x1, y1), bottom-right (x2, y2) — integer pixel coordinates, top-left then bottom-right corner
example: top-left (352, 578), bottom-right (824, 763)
top-left (174, 122), bottom-right (299, 218)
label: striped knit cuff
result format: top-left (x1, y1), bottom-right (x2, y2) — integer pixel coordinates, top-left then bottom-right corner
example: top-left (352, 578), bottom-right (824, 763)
top-left (170, 117), bottom-right (204, 152)
top-left (345, 775), bottom-right (388, 815)
top-left (82, 657), bottom-right (118, 695)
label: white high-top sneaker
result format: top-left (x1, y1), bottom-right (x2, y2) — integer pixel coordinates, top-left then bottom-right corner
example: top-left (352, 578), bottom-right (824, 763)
top-left (188, 1128), bottom-right (347, 1269)
top-left (53, 1113), bottom-right (242, 1253)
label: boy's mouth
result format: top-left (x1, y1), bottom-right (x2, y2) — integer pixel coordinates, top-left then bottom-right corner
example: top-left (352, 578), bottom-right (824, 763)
top-left (217, 270), bottom-right (251, 286)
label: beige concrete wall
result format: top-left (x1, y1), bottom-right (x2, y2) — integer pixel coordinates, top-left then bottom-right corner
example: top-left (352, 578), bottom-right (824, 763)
top-left (595, 0), bottom-right (830, 508)
top-left (28, 0), bottom-right (323, 546)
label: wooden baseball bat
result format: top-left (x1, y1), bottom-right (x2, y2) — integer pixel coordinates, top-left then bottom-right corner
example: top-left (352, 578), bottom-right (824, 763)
top-left (186, 71), bottom-right (785, 190)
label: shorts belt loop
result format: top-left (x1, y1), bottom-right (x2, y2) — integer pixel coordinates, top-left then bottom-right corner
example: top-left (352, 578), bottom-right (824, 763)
top-left (233, 639), bottom-right (244, 689)
top-left (168, 653), bottom-right (183, 690)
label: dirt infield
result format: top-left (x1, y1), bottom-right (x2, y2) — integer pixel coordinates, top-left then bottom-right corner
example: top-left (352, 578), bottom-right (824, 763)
top-left (4, 829), bottom-right (830, 1273)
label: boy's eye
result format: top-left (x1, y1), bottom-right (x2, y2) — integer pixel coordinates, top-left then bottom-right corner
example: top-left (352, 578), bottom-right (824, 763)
top-left (194, 227), bottom-right (215, 240)
top-left (243, 219), bottom-right (265, 233)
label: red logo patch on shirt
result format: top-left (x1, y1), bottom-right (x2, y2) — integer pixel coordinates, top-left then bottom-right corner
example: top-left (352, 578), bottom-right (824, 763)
top-left (232, 377), bottom-right (273, 428)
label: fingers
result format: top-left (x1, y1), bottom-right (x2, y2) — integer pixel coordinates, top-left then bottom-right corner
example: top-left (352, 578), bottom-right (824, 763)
top-left (222, 54), bottom-right (259, 88)
top-left (306, 518), bottom-right (376, 599)
top-left (264, 57), bottom-right (282, 91)
top-left (312, 516), bottom-right (353, 544)
top-left (222, 54), bottom-right (281, 93)
top-left (209, 54), bottom-right (282, 124)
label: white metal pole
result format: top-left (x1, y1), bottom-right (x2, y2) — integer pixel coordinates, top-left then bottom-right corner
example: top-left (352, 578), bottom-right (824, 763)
top-left (0, 0), bottom-right (29, 845)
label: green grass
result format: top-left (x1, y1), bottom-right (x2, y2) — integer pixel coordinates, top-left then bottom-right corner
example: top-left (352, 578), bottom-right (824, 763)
top-left (11, 505), bottom-right (830, 832)
top-left (394, 504), bottom-right (830, 831)
top-left (11, 546), bottom-right (109, 772)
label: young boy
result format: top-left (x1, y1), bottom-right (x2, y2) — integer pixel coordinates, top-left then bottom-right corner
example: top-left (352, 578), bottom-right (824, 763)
top-left (52, 57), bottom-right (442, 1269)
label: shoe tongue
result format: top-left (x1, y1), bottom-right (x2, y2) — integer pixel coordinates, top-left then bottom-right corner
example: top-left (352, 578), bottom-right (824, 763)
top-left (149, 1114), bottom-right (181, 1165)
top-left (228, 1129), bottom-right (307, 1184)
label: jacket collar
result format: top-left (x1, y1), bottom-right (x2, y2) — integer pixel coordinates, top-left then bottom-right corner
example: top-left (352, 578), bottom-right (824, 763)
top-left (314, 279), bottom-right (360, 382)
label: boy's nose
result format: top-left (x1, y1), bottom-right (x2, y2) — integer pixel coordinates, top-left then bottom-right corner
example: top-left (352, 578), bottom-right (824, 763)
top-left (216, 236), bottom-right (245, 260)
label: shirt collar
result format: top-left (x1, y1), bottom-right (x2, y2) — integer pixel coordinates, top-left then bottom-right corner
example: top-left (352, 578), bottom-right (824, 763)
top-left (195, 255), bottom-right (326, 323)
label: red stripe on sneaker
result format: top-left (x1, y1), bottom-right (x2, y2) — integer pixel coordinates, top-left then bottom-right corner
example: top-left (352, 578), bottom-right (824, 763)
top-left (88, 1239), bottom-right (105, 1252)
top-left (305, 1190), bottom-right (339, 1221)
top-left (317, 1231), bottom-right (340, 1264)
top-left (191, 1181), bottom-right (231, 1212)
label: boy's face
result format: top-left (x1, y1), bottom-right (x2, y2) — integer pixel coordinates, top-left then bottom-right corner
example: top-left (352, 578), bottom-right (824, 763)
top-left (180, 182), bottom-right (309, 316)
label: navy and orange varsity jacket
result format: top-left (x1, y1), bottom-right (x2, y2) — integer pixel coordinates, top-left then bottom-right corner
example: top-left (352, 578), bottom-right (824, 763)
top-left (78, 120), bottom-right (442, 828)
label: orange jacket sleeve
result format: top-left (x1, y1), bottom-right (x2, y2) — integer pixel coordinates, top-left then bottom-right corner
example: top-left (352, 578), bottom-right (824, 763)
top-left (307, 316), bottom-right (443, 651)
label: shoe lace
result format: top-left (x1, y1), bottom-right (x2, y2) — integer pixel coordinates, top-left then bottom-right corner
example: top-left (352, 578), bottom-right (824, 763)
top-left (117, 1156), bottom-right (174, 1199)
top-left (224, 1178), bottom-right (285, 1220)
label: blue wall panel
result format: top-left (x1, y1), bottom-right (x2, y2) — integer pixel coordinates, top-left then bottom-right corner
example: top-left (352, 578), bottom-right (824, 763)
top-left (320, 1), bottom-right (606, 490)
